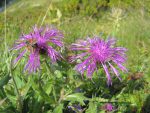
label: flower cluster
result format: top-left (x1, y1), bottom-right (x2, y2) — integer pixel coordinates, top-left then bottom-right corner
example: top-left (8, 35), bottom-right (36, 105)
top-left (13, 25), bottom-right (127, 84)
top-left (70, 37), bottom-right (127, 85)
top-left (13, 25), bottom-right (63, 73)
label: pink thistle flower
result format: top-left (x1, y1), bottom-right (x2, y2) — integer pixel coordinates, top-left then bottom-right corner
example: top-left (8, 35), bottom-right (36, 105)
top-left (70, 37), bottom-right (127, 85)
top-left (12, 25), bottom-right (64, 73)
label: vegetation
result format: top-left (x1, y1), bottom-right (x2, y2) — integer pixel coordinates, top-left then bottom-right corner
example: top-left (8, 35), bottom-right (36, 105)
top-left (0, 0), bottom-right (150, 113)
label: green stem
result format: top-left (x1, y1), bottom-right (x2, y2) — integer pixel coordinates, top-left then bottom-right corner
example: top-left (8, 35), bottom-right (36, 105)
top-left (10, 66), bottom-right (23, 113)
top-left (44, 60), bottom-right (54, 75)
top-left (44, 60), bottom-right (57, 103)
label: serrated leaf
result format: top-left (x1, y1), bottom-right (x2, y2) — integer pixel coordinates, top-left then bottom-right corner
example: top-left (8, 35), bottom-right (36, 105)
top-left (64, 93), bottom-right (88, 105)
top-left (53, 104), bottom-right (63, 113)
top-left (86, 101), bottom-right (97, 113)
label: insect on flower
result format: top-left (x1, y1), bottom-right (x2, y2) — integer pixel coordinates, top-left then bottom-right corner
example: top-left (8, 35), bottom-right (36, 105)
top-left (70, 36), bottom-right (128, 85)
top-left (12, 25), bottom-right (64, 73)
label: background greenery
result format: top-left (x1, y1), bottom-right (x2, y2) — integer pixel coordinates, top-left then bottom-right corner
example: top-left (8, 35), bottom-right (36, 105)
top-left (0, 0), bottom-right (150, 113)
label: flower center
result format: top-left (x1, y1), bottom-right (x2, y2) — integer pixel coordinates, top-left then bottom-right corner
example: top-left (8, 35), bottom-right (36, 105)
top-left (90, 43), bottom-right (111, 62)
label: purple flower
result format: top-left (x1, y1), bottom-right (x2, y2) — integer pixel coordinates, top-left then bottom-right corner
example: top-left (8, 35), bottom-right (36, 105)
top-left (70, 37), bottom-right (127, 85)
top-left (102, 103), bottom-right (114, 111)
top-left (13, 25), bottom-right (63, 73)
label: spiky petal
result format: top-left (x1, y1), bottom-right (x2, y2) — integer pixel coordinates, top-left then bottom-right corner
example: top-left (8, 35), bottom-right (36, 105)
top-left (70, 37), bottom-right (127, 85)
top-left (13, 25), bottom-right (64, 73)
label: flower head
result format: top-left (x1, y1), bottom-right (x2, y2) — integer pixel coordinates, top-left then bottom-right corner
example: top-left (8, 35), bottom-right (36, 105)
top-left (102, 103), bottom-right (114, 112)
top-left (13, 25), bottom-right (64, 73)
top-left (70, 37), bottom-right (127, 85)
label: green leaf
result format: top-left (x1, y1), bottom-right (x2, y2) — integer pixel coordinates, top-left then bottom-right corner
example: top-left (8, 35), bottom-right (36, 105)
top-left (44, 81), bottom-right (53, 95)
top-left (14, 75), bottom-right (25, 89)
top-left (86, 101), bottom-right (97, 113)
top-left (53, 104), bottom-right (63, 113)
top-left (56, 9), bottom-right (62, 19)
top-left (99, 111), bottom-right (105, 113)
top-left (6, 93), bottom-right (17, 106)
top-left (20, 76), bottom-right (32, 97)
top-left (92, 97), bottom-right (108, 102)
top-left (0, 98), bottom-right (7, 106)
top-left (54, 70), bottom-right (62, 78)
top-left (45, 110), bottom-right (52, 113)
top-left (30, 76), bottom-right (55, 104)
top-left (0, 74), bottom-right (10, 87)
top-left (64, 93), bottom-right (88, 105)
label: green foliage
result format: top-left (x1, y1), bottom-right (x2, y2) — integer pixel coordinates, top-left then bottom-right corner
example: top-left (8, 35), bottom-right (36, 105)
top-left (86, 101), bottom-right (97, 113)
top-left (64, 93), bottom-right (88, 105)
top-left (0, 75), bottom-right (10, 88)
top-left (53, 104), bottom-right (63, 113)
top-left (53, 0), bottom-right (149, 16)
